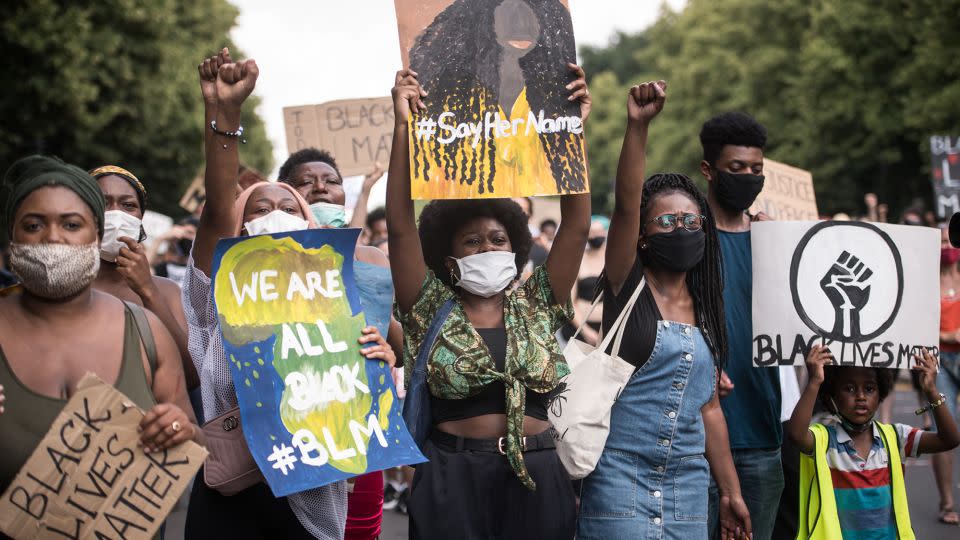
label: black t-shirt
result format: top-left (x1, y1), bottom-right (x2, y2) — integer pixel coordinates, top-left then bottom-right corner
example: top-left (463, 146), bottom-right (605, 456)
top-left (601, 258), bottom-right (662, 369)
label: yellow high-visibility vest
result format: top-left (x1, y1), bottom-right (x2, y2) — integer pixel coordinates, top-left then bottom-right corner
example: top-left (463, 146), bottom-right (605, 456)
top-left (796, 422), bottom-right (914, 539)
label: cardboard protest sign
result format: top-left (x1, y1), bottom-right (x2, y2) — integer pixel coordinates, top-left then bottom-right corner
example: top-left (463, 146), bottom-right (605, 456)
top-left (178, 174), bottom-right (204, 213)
top-left (0, 374), bottom-right (206, 540)
top-left (751, 221), bottom-right (939, 368)
top-left (393, 0), bottom-right (589, 199)
top-left (211, 228), bottom-right (425, 496)
top-left (930, 135), bottom-right (960, 218)
top-left (179, 165), bottom-right (264, 213)
top-left (749, 158), bottom-right (819, 220)
top-left (283, 98), bottom-right (394, 178)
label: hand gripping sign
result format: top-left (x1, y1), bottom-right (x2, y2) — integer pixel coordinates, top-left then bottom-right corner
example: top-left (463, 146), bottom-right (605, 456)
top-left (751, 221), bottom-right (940, 368)
top-left (211, 228), bottom-right (424, 496)
top-left (0, 375), bottom-right (206, 540)
top-left (393, 0), bottom-right (589, 199)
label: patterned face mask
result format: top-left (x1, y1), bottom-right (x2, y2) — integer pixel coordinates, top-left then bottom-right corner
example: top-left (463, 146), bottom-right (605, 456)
top-left (9, 242), bottom-right (100, 299)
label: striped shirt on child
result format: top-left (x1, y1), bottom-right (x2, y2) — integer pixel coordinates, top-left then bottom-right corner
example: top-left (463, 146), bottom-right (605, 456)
top-left (816, 418), bottom-right (922, 539)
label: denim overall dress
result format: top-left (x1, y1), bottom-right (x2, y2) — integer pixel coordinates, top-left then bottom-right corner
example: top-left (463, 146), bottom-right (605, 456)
top-left (578, 320), bottom-right (716, 539)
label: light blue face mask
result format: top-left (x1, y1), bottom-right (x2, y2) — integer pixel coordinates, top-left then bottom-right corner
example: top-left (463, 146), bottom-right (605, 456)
top-left (309, 202), bottom-right (346, 228)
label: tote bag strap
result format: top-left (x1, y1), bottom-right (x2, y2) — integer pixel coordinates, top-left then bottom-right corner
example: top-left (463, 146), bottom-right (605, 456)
top-left (597, 277), bottom-right (647, 357)
top-left (570, 293), bottom-right (604, 342)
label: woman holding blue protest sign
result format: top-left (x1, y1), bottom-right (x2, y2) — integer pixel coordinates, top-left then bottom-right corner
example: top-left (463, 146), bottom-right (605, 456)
top-left (386, 66), bottom-right (591, 539)
top-left (183, 49), bottom-right (396, 540)
top-left (279, 149), bottom-right (404, 539)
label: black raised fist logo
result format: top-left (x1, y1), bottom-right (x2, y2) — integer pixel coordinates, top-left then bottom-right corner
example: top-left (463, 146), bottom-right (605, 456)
top-left (820, 251), bottom-right (873, 340)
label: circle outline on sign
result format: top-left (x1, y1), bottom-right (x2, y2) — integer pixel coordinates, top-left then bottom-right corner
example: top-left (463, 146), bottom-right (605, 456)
top-left (789, 220), bottom-right (904, 342)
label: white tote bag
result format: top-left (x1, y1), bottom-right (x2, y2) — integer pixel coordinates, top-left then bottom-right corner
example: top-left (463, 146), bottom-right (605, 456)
top-left (549, 277), bottom-right (646, 479)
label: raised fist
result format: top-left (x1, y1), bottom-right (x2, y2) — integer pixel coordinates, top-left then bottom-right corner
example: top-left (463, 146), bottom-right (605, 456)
top-left (820, 251), bottom-right (873, 339)
top-left (216, 59), bottom-right (259, 110)
top-left (198, 48), bottom-right (232, 105)
top-left (627, 80), bottom-right (667, 125)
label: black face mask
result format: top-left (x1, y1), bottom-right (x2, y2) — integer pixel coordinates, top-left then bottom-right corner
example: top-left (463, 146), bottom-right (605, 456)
top-left (587, 237), bottom-right (606, 249)
top-left (713, 170), bottom-right (765, 212)
top-left (640, 228), bottom-right (705, 272)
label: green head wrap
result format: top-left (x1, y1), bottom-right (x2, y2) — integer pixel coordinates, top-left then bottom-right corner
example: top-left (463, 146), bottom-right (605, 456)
top-left (2, 155), bottom-right (105, 238)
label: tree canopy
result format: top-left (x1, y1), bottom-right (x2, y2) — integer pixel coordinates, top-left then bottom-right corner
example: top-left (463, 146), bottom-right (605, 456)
top-left (581, 0), bottom-right (960, 218)
top-left (0, 0), bottom-right (273, 217)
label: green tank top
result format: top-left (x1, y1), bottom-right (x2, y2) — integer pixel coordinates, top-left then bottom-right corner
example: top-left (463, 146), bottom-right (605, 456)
top-left (0, 302), bottom-right (157, 494)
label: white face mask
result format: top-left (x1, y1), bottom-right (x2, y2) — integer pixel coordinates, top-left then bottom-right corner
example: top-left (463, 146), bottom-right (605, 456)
top-left (100, 210), bottom-right (143, 262)
top-left (450, 251), bottom-right (517, 297)
top-left (244, 210), bottom-right (309, 236)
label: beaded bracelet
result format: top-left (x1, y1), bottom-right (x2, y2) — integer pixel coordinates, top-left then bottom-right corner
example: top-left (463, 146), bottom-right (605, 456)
top-left (915, 393), bottom-right (947, 416)
top-left (210, 120), bottom-right (247, 145)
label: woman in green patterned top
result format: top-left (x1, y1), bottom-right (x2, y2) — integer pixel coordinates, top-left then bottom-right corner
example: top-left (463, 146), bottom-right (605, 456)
top-left (386, 67), bottom-right (592, 539)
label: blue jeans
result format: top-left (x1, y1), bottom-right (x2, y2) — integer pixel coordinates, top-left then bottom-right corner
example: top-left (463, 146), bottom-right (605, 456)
top-left (708, 447), bottom-right (784, 540)
top-left (936, 352), bottom-right (960, 422)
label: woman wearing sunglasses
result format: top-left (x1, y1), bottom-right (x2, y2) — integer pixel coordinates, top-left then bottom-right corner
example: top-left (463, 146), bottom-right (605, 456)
top-left (576, 82), bottom-right (752, 540)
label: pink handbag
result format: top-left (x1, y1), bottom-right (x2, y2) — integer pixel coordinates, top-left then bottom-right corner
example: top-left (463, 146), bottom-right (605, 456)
top-left (201, 407), bottom-right (264, 495)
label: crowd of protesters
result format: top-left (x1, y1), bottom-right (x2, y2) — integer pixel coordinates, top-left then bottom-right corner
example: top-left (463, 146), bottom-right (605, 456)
top-left (0, 44), bottom-right (958, 540)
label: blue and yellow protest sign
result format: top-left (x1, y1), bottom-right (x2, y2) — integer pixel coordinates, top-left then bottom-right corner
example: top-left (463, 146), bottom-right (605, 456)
top-left (211, 228), bottom-right (425, 496)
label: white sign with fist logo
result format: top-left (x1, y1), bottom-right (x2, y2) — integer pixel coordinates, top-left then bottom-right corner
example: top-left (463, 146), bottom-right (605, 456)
top-left (751, 221), bottom-right (939, 368)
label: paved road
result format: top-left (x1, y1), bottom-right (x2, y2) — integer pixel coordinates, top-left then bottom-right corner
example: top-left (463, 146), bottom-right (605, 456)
top-left (381, 389), bottom-right (960, 539)
top-left (165, 388), bottom-right (958, 538)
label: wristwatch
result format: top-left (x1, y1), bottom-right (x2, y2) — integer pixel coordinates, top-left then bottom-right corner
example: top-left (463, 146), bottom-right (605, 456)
top-left (915, 393), bottom-right (947, 416)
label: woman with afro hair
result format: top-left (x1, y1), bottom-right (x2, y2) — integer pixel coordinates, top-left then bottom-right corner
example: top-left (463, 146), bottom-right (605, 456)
top-left (386, 66), bottom-right (591, 538)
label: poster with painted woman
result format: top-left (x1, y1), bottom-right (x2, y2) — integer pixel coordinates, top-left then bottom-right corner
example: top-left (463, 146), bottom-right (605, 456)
top-left (211, 228), bottom-right (424, 496)
top-left (394, 0), bottom-right (589, 199)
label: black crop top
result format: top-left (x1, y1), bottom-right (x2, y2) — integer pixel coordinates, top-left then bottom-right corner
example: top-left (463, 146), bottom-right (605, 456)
top-left (431, 328), bottom-right (551, 423)
top-left (601, 258), bottom-right (664, 369)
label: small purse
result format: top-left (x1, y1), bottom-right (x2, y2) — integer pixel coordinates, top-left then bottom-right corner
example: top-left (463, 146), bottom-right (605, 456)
top-left (549, 278), bottom-right (646, 479)
top-left (201, 406), bottom-right (264, 496)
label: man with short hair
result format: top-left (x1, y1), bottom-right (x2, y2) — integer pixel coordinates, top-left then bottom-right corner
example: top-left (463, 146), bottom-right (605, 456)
top-left (701, 112), bottom-right (784, 540)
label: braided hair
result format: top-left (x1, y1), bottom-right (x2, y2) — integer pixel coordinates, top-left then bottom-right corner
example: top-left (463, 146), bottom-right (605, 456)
top-left (639, 173), bottom-right (728, 369)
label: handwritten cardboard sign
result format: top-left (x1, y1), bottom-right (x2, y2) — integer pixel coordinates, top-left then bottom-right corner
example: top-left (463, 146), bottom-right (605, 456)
top-left (749, 158), bottom-right (819, 220)
top-left (0, 374), bottom-right (206, 540)
top-left (211, 228), bottom-right (425, 496)
top-left (751, 221), bottom-right (939, 368)
top-left (283, 98), bottom-right (394, 178)
top-left (178, 165), bottom-right (264, 213)
top-left (178, 174), bottom-right (204, 213)
top-left (393, 0), bottom-right (589, 199)
top-left (930, 135), bottom-right (960, 219)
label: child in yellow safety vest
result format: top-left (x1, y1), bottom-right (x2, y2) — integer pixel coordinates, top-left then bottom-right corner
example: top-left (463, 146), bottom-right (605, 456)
top-left (788, 346), bottom-right (960, 539)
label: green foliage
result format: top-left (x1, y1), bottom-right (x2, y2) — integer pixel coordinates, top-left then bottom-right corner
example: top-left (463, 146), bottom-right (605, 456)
top-left (581, 0), bottom-right (960, 217)
top-left (0, 0), bottom-right (273, 218)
